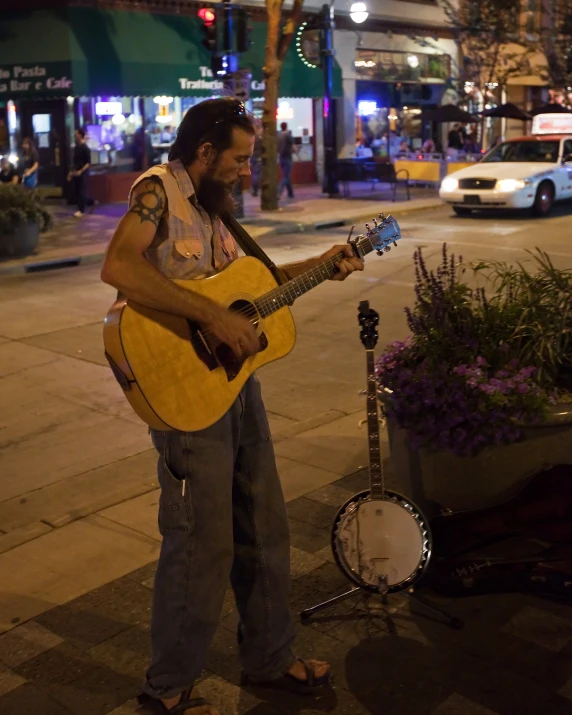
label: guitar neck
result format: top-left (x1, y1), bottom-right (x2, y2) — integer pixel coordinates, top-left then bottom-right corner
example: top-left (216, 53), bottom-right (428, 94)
top-left (366, 349), bottom-right (384, 500)
top-left (255, 233), bottom-right (376, 318)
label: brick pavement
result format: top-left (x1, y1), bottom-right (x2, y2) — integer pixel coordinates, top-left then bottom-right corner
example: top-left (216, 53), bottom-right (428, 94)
top-left (2, 467), bottom-right (572, 715)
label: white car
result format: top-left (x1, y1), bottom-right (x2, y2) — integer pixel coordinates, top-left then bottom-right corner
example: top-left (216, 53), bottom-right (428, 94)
top-left (440, 134), bottom-right (572, 216)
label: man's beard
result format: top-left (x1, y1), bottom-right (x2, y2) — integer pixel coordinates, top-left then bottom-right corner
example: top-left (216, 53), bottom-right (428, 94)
top-left (196, 171), bottom-right (238, 217)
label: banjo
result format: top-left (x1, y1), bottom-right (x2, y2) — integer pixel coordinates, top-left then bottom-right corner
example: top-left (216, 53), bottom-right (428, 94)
top-left (331, 301), bottom-right (432, 594)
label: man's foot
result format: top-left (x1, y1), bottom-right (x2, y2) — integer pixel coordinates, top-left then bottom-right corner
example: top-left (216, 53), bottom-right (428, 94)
top-left (242, 657), bottom-right (331, 695)
top-left (73, 211), bottom-right (84, 218)
top-left (287, 658), bottom-right (329, 683)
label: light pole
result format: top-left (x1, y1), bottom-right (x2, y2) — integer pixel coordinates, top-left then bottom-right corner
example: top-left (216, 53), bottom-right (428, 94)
top-left (321, 1), bottom-right (369, 197)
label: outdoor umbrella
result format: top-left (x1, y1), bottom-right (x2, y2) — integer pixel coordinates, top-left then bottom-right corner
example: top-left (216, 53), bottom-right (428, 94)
top-left (530, 103), bottom-right (572, 116)
top-left (422, 105), bottom-right (476, 123)
top-left (481, 102), bottom-right (531, 120)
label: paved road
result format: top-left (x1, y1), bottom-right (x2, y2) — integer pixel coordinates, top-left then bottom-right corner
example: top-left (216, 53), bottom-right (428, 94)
top-left (2, 205), bottom-right (572, 713)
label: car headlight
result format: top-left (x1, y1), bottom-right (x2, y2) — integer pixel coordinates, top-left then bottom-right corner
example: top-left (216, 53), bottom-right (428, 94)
top-left (496, 178), bottom-right (530, 192)
top-left (441, 177), bottom-right (458, 192)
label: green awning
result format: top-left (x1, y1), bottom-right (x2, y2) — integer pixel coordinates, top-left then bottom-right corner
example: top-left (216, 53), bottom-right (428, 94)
top-left (0, 8), bottom-right (342, 99)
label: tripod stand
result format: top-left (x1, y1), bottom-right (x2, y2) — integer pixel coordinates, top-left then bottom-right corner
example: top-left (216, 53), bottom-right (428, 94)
top-left (300, 581), bottom-right (464, 630)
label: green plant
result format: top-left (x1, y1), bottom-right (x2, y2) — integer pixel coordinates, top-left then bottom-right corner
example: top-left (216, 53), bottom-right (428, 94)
top-left (376, 245), bottom-right (570, 457)
top-left (471, 249), bottom-right (572, 388)
top-left (0, 184), bottom-right (52, 235)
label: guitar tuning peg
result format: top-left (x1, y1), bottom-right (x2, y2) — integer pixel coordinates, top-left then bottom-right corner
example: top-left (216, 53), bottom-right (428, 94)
top-left (384, 246), bottom-right (391, 252)
top-left (378, 212), bottom-right (386, 219)
top-left (392, 241), bottom-right (398, 247)
top-left (373, 217), bottom-right (378, 226)
top-left (376, 250), bottom-right (384, 256)
top-left (365, 223), bottom-right (370, 230)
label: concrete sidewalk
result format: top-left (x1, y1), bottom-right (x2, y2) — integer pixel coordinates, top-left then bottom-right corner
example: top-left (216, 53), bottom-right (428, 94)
top-left (0, 184), bottom-right (441, 276)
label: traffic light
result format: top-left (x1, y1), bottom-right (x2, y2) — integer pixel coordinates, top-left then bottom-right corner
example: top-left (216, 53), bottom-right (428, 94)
top-left (199, 7), bottom-right (218, 53)
top-left (234, 7), bottom-right (252, 54)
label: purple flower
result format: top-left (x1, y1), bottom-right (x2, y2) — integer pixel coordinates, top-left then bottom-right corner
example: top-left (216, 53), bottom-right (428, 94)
top-left (517, 382), bottom-right (530, 394)
top-left (476, 356), bottom-right (487, 367)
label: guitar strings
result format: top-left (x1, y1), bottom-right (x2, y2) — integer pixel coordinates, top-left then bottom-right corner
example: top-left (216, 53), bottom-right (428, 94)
top-left (196, 248), bottom-right (367, 343)
top-left (195, 226), bottom-right (398, 344)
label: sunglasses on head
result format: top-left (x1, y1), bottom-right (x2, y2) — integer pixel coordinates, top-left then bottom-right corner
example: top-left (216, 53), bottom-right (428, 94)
top-left (214, 100), bottom-right (247, 125)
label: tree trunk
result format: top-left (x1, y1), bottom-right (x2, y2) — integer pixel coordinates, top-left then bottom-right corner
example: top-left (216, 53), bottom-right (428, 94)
top-left (260, 0), bottom-right (303, 211)
top-left (261, 3), bottom-right (282, 211)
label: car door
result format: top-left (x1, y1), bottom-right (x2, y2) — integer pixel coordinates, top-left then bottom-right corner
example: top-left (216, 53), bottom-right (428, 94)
top-left (561, 139), bottom-right (572, 197)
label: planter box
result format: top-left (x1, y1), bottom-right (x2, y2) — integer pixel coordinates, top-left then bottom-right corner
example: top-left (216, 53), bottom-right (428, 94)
top-left (379, 387), bottom-right (572, 518)
top-left (0, 221), bottom-right (40, 259)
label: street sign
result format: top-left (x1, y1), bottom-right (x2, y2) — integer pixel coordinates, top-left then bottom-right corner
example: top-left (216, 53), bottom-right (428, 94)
top-left (231, 69), bottom-right (252, 101)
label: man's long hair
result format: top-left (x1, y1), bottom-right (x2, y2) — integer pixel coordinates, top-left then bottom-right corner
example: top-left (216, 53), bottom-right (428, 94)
top-left (169, 98), bottom-right (256, 166)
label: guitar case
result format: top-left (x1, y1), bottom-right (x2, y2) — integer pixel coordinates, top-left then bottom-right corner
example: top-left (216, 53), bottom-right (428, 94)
top-left (426, 463), bottom-right (572, 599)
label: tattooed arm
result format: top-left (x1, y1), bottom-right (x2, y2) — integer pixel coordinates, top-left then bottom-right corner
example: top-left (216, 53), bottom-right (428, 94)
top-left (101, 178), bottom-right (223, 323)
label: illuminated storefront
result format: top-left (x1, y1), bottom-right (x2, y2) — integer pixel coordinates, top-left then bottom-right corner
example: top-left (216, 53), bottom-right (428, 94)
top-left (1, 7), bottom-right (341, 199)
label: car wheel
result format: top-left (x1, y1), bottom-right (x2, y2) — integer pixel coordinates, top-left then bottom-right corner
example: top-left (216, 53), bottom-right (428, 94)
top-left (531, 181), bottom-right (554, 217)
top-left (453, 206), bottom-right (472, 216)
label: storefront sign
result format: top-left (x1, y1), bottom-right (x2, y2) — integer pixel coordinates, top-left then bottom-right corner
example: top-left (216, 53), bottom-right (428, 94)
top-left (178, 67), bottom-right (265, 95)
top-left (0, 64), bottom-right (72, 95)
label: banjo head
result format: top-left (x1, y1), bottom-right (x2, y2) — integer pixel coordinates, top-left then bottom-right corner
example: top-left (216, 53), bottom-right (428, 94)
top-left (332, 489), bottom-right (431, 593)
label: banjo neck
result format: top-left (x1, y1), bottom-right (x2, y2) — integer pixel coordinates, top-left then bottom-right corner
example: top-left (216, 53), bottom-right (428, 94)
top-left (365, 348), bottom-right (384, 500)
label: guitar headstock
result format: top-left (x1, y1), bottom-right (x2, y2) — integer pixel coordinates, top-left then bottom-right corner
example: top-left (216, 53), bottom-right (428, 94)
top-left (364, 213), bottom-right (401, 255)
top-left (358, 301), bottom-right (379, 350)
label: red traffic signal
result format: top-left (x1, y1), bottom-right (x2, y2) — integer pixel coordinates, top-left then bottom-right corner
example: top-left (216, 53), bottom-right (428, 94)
top-left (198, 7), bottom-right (216, 25)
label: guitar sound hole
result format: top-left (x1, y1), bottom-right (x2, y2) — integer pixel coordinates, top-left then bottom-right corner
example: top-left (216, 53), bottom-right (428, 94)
top-left (228, 299), bottom-right (259, 329)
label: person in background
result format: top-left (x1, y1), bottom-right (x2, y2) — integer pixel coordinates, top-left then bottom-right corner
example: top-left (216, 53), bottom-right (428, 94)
top-left (447, 123), bottom-right (464, 157)
top-left (160, 125), bottom-right (173, 144)
top-left (464, 131), bottom-right (479, 154)
top-left (67, 128), bottom-right (91, 218)
top-left (0, 119), bottom-right (9, 155)
top-left (250, 131), bottom-right (263, 196)
top-left (395, 139), bottom-right (410, 158)
top-left (422, 137), bottom-right (436, 154)
top-left (133, 126), bottom-right (146, 172)
top-left (277, 121), bottom-right (296, 200)
top-left (19, 137), bottom-right (39, 188)
top-left (0, 156), bottom-right (18, 184)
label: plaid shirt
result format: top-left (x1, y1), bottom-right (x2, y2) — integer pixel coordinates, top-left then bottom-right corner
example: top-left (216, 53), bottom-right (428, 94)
top-left (131, 159), bottom-right (238, 280)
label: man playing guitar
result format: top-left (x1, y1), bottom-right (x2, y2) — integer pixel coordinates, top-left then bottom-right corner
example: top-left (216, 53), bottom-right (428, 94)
top-left (101, 98), bottom-right (363, 715)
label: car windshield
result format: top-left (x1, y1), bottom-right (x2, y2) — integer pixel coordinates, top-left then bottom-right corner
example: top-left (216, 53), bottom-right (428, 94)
top-left (482, 140), bottom-right (560, 163)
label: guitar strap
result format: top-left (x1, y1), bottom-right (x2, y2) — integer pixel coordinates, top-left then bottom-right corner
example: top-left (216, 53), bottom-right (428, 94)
top-left (220, 212), bottom-right (290, 286)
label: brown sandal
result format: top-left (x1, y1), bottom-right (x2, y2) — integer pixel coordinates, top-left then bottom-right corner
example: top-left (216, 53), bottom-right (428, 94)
top-left (241, 658), bottom-right (332, 696)
top-left (137, 689), bottom-right (215, 713)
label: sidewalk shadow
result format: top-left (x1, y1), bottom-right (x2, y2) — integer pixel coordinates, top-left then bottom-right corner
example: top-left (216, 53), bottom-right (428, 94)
top-left (240, 682), bottom-right (338, 714)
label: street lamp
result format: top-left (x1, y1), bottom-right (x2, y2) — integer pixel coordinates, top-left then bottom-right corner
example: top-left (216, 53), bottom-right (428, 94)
top-left (350, 3), bottom-right (369, 24)
top-left (321, 1), bottom-right (369, 197)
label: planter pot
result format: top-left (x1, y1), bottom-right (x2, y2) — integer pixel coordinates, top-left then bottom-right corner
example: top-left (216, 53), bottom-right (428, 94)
top-left (0, 221), bottom-right (40, 259)
top-left (379, 387), bottom-right (572, 519)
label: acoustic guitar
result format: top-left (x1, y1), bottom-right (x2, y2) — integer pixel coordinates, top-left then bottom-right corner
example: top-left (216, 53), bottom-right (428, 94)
top-left (103, 214), bottom-right (401, 432)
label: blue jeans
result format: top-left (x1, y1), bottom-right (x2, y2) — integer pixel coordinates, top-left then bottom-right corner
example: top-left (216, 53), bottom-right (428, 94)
top-left (278, 158), bottom-right (294, 198)
top-left (144, 376), bottom-right (296, 700)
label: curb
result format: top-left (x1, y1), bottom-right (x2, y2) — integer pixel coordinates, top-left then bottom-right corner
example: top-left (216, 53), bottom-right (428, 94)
top-left (0, 200), bottom-right (442, 277)
top-left (244, 199), bottom-right (443, 235)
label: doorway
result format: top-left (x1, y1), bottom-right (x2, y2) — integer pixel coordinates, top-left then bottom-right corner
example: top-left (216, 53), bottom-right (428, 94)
top-left (19, 99), bottom-right (68, 190)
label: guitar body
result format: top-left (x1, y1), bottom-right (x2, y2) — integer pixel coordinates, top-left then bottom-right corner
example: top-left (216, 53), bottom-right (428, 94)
top-left (103, 256), bottom-right (296, 432)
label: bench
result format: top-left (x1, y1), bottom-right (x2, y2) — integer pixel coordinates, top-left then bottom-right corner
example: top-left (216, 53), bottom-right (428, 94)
top-left (335, 160), bottom-right (410, 201)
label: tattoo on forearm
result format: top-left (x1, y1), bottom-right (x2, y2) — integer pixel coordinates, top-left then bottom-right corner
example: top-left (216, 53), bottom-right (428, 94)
top-left (128, 178), bottom-right (165, 227)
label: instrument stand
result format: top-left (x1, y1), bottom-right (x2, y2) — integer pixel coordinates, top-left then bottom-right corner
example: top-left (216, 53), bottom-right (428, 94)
top-left (300, 583), bottom-right (464, 630)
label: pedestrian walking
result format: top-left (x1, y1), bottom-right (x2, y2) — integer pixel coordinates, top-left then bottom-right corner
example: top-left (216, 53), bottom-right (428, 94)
top-left (277, 122), bottom-right (296, 199)
top-left (68, 128), bottom-right (91, 218)
top-left (18, 137), bottom-right (39, 188)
